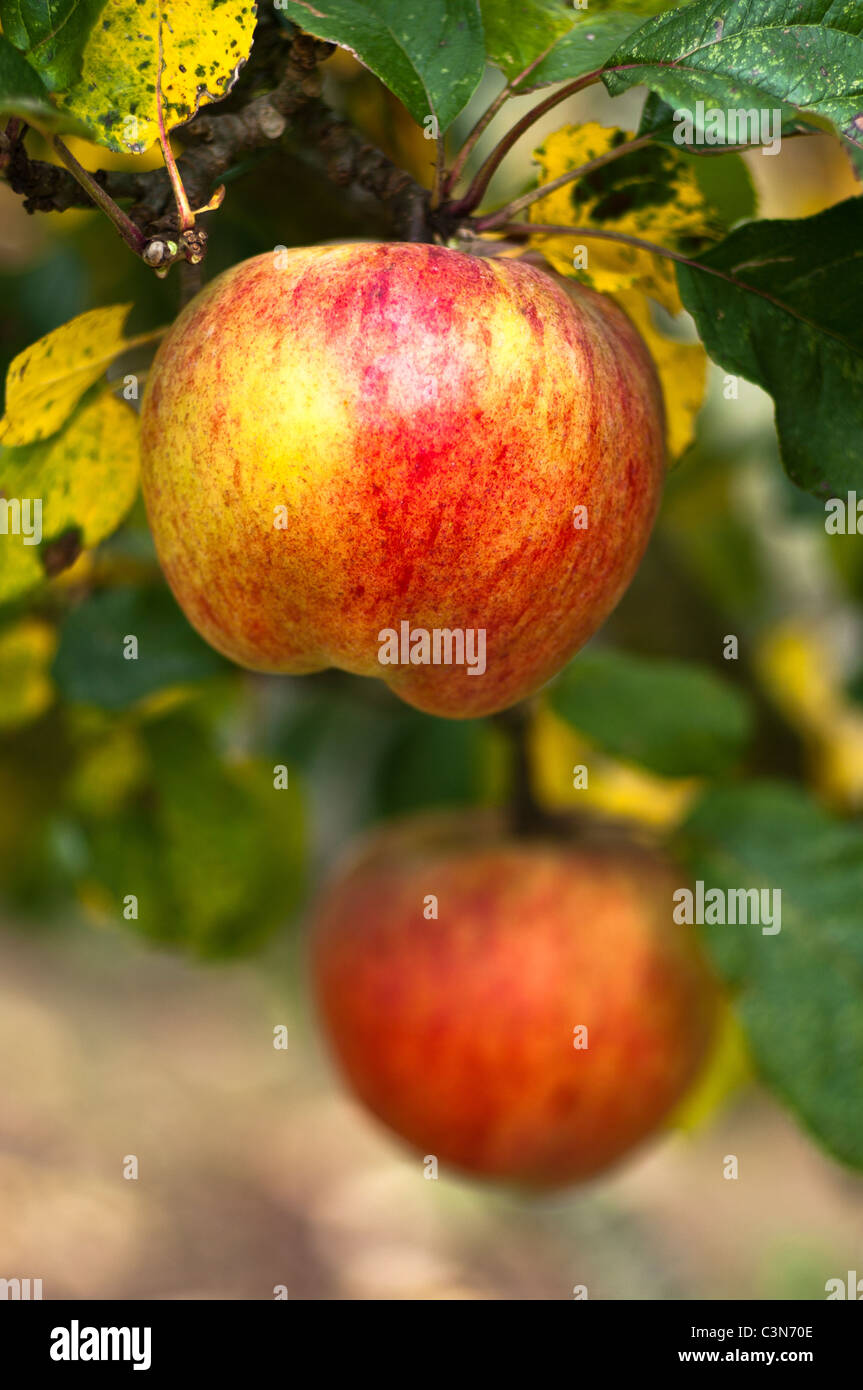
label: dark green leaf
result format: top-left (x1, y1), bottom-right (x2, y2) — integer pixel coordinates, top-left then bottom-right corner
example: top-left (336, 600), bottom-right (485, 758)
top-left (604, 0), bottom-right (863, 151)
top-left (637, 87), bottom-right (811, 150)
top-left (52, 586), bottom-right (229, 709)
top-left (280, 0), bottom-right (485, 131)
top-left (0, 31), bottom-right (67, 125)
top-left (0, 0), bottom-right (105, 91)
top-left (375, 711), bottom-right (493, 817)
top-left (680, 781), bottom-right (863, 1171)
top-left (548, 648), bottom-right (753, 776)
top-left (676, 198), bottom-right (863, 495)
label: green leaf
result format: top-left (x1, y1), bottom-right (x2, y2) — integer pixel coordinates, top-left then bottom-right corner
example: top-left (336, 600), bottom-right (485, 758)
top-left (479, 0), bottom-right (575, 81)
top-left (511, 14), bottom-right (644, 91)
top-left (375, 711), bottom-right (494, 817)
top-left (83, 711), bottom-right (305, 956)
top-left (637, 87), bottom-right (810, 148)
top-left (679, 781), bottom-right (863, 1171)
top-left (681, 148), bottom-right (756, 225)
top-left (52, 585), bottom-right (229, 709)
top-left (603, 0), bottom-right (863, 151)
top-left (280, 0), bottom-right (485, 131)
top-left (676, 198), bottom-right (863, 496)
top-left (481, 0), bottom-right (690, 91)
top-left (0, 0), bottom-right (106, 91)
top-left (0, 30), bottom-right (82, 127)
top-left (548, 648), bottom-right (753, 776)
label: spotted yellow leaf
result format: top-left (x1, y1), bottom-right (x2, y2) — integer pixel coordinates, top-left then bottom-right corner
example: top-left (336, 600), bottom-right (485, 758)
top-left (56, 0), bottom-right (258, 153)
top-left (528, 123), bottom-right (718, 314)
top-left (614, 290), bottom-right (708, 462)
top-left (0, 393), bottom-right (140, 603)
top-left (0, 304), bottom-right (136, 446)
top-left (0, 618), bottom-right (57, 729)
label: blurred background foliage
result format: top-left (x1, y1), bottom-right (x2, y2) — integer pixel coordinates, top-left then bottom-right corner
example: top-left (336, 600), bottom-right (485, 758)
top-left (1, 30), bottom-right (863, 1299)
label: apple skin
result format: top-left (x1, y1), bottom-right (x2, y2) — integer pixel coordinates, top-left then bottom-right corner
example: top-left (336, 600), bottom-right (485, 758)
top-left (311, 818), bottom-right (717, 1188)
top-left (140, 243), bottom-right (665, 718)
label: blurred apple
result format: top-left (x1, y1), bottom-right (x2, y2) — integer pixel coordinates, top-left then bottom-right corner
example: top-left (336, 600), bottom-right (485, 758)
top-left (140, 242), bottom-right (665, 718)
top-left (311, 816), bottom-right (718, 1187)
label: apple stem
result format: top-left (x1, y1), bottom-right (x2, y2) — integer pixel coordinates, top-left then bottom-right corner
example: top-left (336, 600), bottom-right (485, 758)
top-left (494, 703), bottom-right (561, 839)
top-left (473, 134), bottom-right (654, 233)
top-left (442, 36), bottom-right (567, 199)
top-left (444, 70), bottom-right (602, 219)
top-left (50, 137), bottom-right (148, 255)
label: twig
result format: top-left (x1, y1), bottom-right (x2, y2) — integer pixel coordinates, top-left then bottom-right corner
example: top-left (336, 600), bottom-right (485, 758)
top-left (4, 23), bottom-right (430, 251)
top-left (474, 134), bottom-right (653, 232)
top-left (442, 36), bottom-right (565, 199)
top-left (446, 69), bottom-right (602, 217)
top-left (50, 136), bottom-right (147, 254)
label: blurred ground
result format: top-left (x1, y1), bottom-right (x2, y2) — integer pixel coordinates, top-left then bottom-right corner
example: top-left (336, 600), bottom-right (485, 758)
top-left (1, 916), bottom-right (860, 1301)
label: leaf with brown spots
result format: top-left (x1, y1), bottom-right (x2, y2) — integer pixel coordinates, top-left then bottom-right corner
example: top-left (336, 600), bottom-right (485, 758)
top-left (54, 0), bottom-right (257, 154)
top-left (0, 393), bottom-right (140, 603)
top-left (527, 124), bottom-right (720, 313)
top-left (0, 303), bottom-right (145, 446)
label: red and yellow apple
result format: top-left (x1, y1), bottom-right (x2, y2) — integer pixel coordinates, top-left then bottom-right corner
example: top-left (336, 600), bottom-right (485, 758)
top-left (140, 242), bottom-right (665, 718)
top-left (311, 817), bottom-right (717, 1187)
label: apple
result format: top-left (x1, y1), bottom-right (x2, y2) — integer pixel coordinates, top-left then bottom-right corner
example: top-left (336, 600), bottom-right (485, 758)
top-left (140, 242), bottom-right (665, 718)
top-left (311, 817), bottom-right (718, 1187)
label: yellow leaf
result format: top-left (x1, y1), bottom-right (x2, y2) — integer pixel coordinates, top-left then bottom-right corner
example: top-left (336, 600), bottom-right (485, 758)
top-left (0, 304), bottom-right (133, 446)
top-left (56, 0), bottom-right (257, 154)
top-left (68, 723), bottom-right (148, 817)
top-left (528, 123), bottom-right (718, 314)
top-left (530, 705), bottom-right (698, 830)
top-left (614, 290), bottom-right (708, 461)
top-left (0, 619), bottom-right (57, 729)
top-left (668, 1004), bottom-right (752, 1133)
top-left (756, 621), bottom-right (863, 813)
top-left (0, 394), bottom-right (140, 603)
